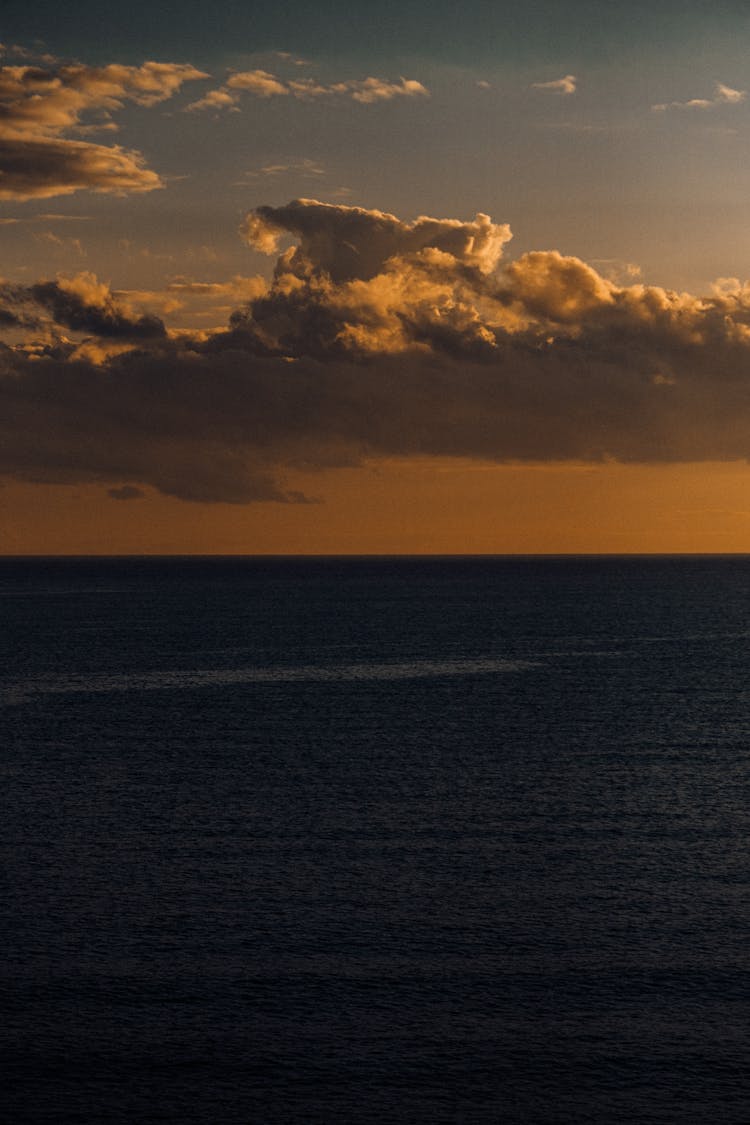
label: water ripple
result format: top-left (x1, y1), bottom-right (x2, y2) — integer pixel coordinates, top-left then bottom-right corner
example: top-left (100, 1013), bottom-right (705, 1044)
top-left (2, 656), bottom-right (538, 703)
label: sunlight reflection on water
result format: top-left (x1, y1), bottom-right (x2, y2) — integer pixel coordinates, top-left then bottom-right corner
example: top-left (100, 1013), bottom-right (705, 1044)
top-left (2, 656), bottom-right (539, 703)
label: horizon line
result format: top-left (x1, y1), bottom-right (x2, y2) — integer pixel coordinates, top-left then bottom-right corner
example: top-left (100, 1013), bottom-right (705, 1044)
top-left (3, 552), bottom-right (750, 561)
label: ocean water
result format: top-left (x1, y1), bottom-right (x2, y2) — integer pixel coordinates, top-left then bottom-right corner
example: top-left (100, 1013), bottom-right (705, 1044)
top-left (2, 555), bottom-right (749, 1124)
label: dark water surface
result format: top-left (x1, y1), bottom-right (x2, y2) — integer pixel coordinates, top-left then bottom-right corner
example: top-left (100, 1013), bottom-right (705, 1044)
top-left (2, 556), bottom-right (749, 1122)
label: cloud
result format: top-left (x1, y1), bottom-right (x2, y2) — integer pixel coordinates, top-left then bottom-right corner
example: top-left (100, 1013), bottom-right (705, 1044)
top-left (337, 77), bottom-right (429, 104)
top-left (0, 43), bottom-right (58, 64)
top-left (227, 70), bottom-right (290, 98)
top-left (240, 198), bottom-right (511, 280)
top-left (652, 82), bottom-right (746, 112)
top-left (1, 271), bottom-right (167, 337)
top-left (108, 484), bottom-right (145, 500)
top-left (0, 212), bottom-right (91, 224)
top-left (240, 158), bottom-right (325, 180)
top-left (0, 137), bottom-right (163, 200)
top-left (29, 275), bottom-right (166, 338)
top-left (186, 70), bottom-right (428, 112)
top-left (532, 75), bottom-right (577, 95)
top-left (165, 276), bottom-right (263, 297)
top-left (34, 229), bottom-right (86, 257)
top-left (139, 274), bottom-right (267, 327)
top-left (183, 87), bottom-right (239, 113)
top-left (0, 59), bottom-right (207, 199)
top-left (37, 213), bottom-right (91, 222)
top-left (273, 52), bottom-right (311, 67)
top-left (589, 258), bottom-right (643, 284)
top-left (8, 200), bottom-right (750, 502)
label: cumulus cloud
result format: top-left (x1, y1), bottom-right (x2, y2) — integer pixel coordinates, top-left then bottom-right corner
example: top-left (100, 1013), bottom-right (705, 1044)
top-left (241, 198), bottom-right (511, 281)
top-left (0, 59), bottom-right (207, 199)
top-left (28, 274), bottom-right (166, 337)
top-left (186, 70), bottom-right (428, 112)
top-left (652, 82), bottom-right (745, 112)
top-left (532, 75), bottom-right (577, 95)
top-left (1, 271), bottom-right (166, 337)
top-left (7, 199), bottom-right (750, 502)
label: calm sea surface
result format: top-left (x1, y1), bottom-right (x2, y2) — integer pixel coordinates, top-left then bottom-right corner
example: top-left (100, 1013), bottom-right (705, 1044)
top-left (2, 556), bottom-right (749, 1123)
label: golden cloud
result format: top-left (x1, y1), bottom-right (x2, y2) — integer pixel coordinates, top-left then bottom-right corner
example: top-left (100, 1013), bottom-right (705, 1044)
top-left (652, 81), bottom-right (746, 112)
top-left (186, 70), bottom-right (428, 112)
top-left (0, 59), bottom-right (207, 199)
top-left (531, 75), bottom-right (577, 95)
top-left (5, 200), bottom-right (750, 502)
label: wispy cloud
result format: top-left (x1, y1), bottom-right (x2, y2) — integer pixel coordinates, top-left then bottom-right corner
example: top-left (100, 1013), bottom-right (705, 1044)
top-left (0, 42), bottom-right (58, 65)
top-left (240, 158), bottom-right (325, 181)
top-left (186, 71), bottom-right (429, 112)
top-left (532, 75), bottom-right (577, 95)
top-left (589, 258), bottom-right (642, 284)
top-left (273, 51), bottom-right (312, 67)
top-left (536, 121), bottom-right (610, 134)
top-left (0, 212), bottom-right (92, 227)
top-left (652, 82), bottom-right (745, 112)
top-left (33, 230), bottom-right (86, 257)
top-left (36, 213), bottom-right (91, 222)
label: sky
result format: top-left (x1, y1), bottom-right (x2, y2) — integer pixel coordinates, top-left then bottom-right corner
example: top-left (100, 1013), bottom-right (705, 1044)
top-left (4, 1), bottom-right (750, 553)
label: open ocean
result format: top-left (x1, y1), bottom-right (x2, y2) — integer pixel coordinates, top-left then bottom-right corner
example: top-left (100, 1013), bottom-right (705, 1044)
top-left (2, 555), bottom-right (749, 1123)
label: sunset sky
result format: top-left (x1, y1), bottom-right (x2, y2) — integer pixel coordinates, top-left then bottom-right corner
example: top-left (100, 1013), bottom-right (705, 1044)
top-left (4, 1), bottom-right (750, 552)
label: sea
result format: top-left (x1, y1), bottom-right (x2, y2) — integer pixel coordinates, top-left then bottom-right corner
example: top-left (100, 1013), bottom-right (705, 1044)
top-left (2, 555), bottom-right (749, 1123)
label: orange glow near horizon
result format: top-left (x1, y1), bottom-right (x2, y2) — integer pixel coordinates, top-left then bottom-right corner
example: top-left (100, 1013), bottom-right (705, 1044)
top-left (5, 458), bottom-right (750, 555)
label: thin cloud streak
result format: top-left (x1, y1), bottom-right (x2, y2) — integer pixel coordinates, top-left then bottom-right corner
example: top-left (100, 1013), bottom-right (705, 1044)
top-left (652, 82), bottom-right (745, 112)
top-left (532, 75), bottom-right (577, 95)
top-left (186, 71), bottom-right (429, 111)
